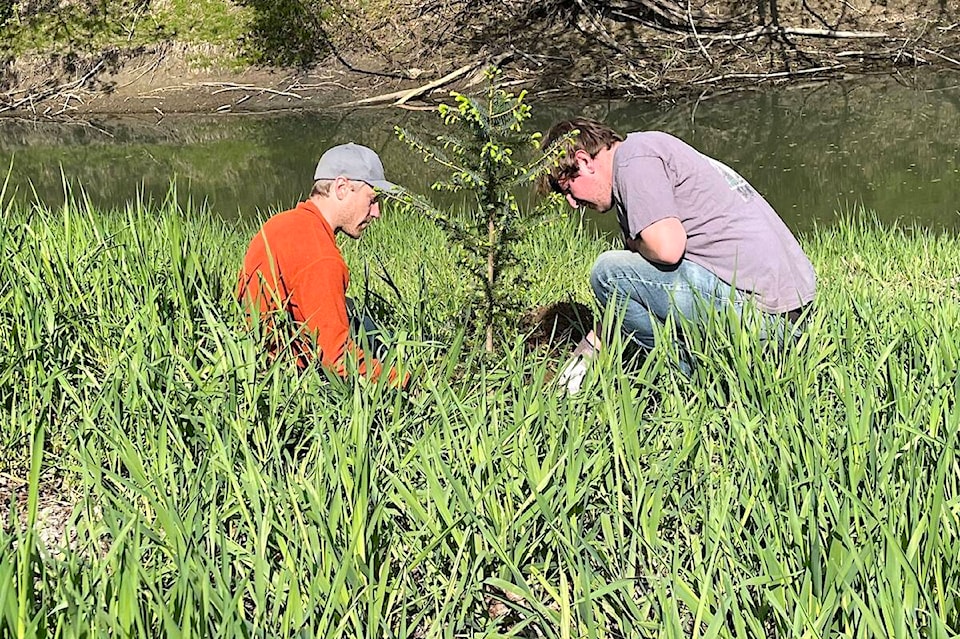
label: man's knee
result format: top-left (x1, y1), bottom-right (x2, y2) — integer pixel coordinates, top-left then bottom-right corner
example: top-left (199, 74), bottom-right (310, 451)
top-left (590, 250), bottom-right (631, 302)
top-left (590, 250), bottom-right (669, 302)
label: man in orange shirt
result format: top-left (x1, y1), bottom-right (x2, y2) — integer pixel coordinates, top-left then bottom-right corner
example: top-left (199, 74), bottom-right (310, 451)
top-left (238, 143), bottom-right (402, 382)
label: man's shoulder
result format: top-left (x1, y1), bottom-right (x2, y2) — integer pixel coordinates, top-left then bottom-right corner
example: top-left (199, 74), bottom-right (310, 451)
top-left (620, 131), bottom-right (688, 154)
top-left (258, 202), bottom-right (322, 234)
top-left (264, 201), bottom-right (311, 223)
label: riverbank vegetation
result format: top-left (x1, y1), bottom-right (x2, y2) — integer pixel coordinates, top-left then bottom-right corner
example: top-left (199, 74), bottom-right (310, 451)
top-left (1, 0), bottom-right (959, 115)
top-left (1, 185), bottom-right (959, 636)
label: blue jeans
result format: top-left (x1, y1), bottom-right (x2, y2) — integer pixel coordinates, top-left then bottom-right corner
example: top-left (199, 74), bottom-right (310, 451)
top-left (590, 251), bottom-right (746, 374)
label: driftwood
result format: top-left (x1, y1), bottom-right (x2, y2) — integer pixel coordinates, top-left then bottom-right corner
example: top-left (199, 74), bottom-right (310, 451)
top-left (693, 63), bottom-right (846, 85)
top-left (835, 47), bottom-right (960, 68)
top-left (686, 0), bottom-right (713, 66)
top-left (394, 63), bottom-right (480, 105)
top-left (197, 82), bottom-right (304, 100)
top-left (702, 26), bottom-right (888, 42)
top-left (0, 59), bottom-right (105, 115)
top-left (920, 47), bottom-right (960, 67)
top-left (334, 63), bottom-right (478, 107)
top-left (334, 52), bottom-right (513, 108)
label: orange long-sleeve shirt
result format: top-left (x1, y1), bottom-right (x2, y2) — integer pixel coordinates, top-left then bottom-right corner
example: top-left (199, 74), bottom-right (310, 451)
top-left (238, 200), bottom-right (382, 377)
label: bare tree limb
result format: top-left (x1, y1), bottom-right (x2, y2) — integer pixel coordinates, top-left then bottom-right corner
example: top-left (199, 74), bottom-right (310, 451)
top-left (702, 26), bottom-right (887, 42)
top-left (0, 59), bottom-right (106, 115)
top-left (394, 62), bottom-right (481, 105)
top-left (919, 47), bottom-right (960, 67)
top-left (197, 82), bottom-right (304, 99)
top-left (693, 63), bottom-right (845, 84)
top-left (333, 53), bottom-right (513, 108)
top-left (686, 0), bottom-right (713, 66)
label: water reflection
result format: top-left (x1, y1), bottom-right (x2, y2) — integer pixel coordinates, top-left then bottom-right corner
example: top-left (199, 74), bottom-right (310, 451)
top-left (1, 71), bottom-right (958, 234)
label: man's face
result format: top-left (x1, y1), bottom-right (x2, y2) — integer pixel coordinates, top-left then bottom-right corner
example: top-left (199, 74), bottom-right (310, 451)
top-left (557, 151), bottom-right (614, 212)
top-left (340, 181), bottom-right (381, 239)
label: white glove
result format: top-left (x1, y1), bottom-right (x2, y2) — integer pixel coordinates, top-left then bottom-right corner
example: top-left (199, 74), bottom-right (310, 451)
top-left (557, 354), bottom-right (590, 395)
top-left (556, 335), bottom-right (598, 395)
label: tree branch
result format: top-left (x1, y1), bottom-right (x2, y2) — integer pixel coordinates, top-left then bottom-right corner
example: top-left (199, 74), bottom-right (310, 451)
top-left (693, 63), bottom-right (845, 84)
top-left (702, 26), bottom-right (887, 42)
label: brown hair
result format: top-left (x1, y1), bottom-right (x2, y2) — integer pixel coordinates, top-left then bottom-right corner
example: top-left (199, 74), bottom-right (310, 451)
top-left (538, 118), bottom-right (624, 195)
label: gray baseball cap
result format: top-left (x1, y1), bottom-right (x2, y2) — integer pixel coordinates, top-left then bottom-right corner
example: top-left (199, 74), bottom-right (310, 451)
top-left (313, 142), bottom-right (398, 193)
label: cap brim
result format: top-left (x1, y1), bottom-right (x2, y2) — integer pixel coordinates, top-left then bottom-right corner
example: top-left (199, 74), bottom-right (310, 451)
top-left (369, 180), bottom-right (400, 194)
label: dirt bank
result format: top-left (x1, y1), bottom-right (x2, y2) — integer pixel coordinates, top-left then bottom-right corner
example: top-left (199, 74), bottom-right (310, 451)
top-left (2, 0), bottom-right (959, 117)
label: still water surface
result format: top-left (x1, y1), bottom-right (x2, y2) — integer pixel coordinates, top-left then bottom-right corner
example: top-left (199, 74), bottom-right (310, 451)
top-left (1, 72), bottom-right (958, 236)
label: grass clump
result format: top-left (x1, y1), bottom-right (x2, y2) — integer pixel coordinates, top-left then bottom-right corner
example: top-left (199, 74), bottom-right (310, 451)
top-left (1, 189), bottom-right (959, 637)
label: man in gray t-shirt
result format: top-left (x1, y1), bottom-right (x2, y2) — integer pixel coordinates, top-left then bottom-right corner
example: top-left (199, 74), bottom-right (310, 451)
top-left (540, 118), bottom-right (816, 391)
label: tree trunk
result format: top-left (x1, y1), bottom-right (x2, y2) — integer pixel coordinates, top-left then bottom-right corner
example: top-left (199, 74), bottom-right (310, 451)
top-left (769, 0), bottom-right (781, 29)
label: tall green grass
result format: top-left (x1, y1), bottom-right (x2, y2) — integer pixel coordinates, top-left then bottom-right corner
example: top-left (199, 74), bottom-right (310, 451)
top-left (1, 191), bottom-right (958, 637)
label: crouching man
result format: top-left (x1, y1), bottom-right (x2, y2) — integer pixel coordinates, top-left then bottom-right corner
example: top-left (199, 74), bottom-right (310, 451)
top-left (238, 142), bottom-right (406, 385)
top-left (540, 118), bottom-right (816, 391)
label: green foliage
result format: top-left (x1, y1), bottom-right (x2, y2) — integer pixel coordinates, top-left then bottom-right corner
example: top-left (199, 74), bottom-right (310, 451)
top-left (340, 199), bottom-right (599, 349)
top-left (148, 0), bottom-right (251, 49)
top-left (395, 68), bottom-right (567, 352)
top-left (0, 0), bottom-right (13, 31)
top-left (235, 0), bottom-right (330, 67)
top-left (0, 0), bottom-right (153, 54)
top-left (0, 0), bottom-right (251, 59)
top-left (3, 193), bottom-right (960, 636)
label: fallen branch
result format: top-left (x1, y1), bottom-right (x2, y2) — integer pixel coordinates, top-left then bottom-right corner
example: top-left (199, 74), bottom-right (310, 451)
top-left (693, 63), bottom-right (846, 84)
top-left (686, 0), bottom-right (713, 66)
top-left (895, 49), bottom-right (928, 65)
top-left (0, 59), bottom-right (105, 115)
top-left (287, 81), bottom-right (352, 91)
top-left (197, 82), bottom-right (303, 99)
top-left (397, 53), bottom-right (511, 104)
top-left (334, 65), bottom-right (475, 107)
top-left (334, 53), bottom-right (512, 108)
top-left (703, 26), bottom-right (887, 42)
top-left (394, 62), bottom-right (481, 106)
top-left (919, 47), bottom-right (960, 68)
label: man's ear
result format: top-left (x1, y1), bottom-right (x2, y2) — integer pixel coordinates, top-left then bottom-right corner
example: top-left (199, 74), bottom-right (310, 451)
top-left (333, 176), bottom-right (351, 200)
top-left (574, 149), bottom-right (594, 174)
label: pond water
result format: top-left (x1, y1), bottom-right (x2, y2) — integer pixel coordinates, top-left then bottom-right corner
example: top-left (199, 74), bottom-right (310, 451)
top-left (1, 70), bottom-right (958, 237)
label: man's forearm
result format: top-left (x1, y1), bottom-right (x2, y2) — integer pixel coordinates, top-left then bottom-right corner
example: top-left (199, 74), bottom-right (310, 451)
top-left (627, 217), bottom-right (687, 265)
top-left (625, 235), bottom-right (679, 265)
top-left (571, 329), bottom-right (601, 357)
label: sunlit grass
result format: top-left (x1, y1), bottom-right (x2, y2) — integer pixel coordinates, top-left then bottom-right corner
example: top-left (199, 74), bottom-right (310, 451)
top-left (1, 0), bottom-right (252, 58)
top-left (1, 191), bottom-right (958, 637)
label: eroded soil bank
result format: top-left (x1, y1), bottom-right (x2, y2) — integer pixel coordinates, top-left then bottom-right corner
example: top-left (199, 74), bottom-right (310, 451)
top-left (2, 0), bottom-right (959, 117)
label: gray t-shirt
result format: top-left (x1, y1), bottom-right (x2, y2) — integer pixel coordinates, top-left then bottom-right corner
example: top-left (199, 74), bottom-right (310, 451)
top-left (612, 132), bottom-right (816, 312)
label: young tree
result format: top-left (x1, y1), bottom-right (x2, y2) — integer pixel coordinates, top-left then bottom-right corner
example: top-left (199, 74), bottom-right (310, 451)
top-left (395, 69), bottom-right (569, 353)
